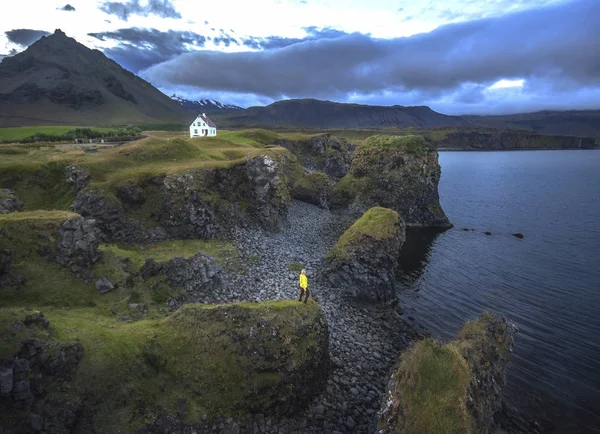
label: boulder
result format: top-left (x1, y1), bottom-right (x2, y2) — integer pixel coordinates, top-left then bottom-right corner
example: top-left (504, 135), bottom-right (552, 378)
top-left (95, 276), bottom-right (114, 294)
top-left (320, 207), bottom-right (406, 304)
top-left (0, 189), bottom-right (24, 214)
top-left (291, 172), bottom-right (332, 209)
top-left (56, 217), bottom-right (102, 269)
top-left (332, 135), bottom-right (451, 228)
top-left (378, 312), bottom-right (517, 433)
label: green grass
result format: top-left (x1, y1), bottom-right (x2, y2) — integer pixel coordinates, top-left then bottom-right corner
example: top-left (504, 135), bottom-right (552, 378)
top-left (390, 338), bottom-right (473, 434)
top-left (0, 210), bottom-right (78, 222)
top-left (293, 171), bottom-right (331, 193)
top-left (287, 260), bottom-right (304, 272)
top-left (0, 300), bottom-right (324, 432)
top-left (100, 239), bottom-right (238, 269)
top-left (361, 134), bottom-right (433, 154)
top-left (326, 206), bottom-right (399, 261)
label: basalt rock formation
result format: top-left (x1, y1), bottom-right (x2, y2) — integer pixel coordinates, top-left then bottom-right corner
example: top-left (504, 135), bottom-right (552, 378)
top-left (140, 253), bottom-right (225, 306)
top-left (332, 135), bottom-right (452, 228)
top-left (71, 154), bottom-right (292, 243)
top-left (321, 207), bottom-right (406, 304)
top-left (275, 134), bottom-right (354, 180)
top-left (378, 312), bottom-right (517, 433)
top-left (0, 315), bottom-right (85, 434)
top-left (291, 172), bottom-right (333, 209)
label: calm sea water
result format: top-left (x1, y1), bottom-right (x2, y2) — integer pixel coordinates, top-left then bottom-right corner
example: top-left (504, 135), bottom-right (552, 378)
top-left (396, 150), bottom-right (600, 433)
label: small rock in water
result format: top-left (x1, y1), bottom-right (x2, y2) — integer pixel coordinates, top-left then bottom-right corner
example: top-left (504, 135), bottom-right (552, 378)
top-left (484, 231), bottom-right (492, 235)
top-left (512, 233), bottom-right (524, 239)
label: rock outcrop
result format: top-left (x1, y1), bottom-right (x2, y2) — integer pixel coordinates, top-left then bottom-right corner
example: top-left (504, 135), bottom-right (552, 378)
top-left (72, 154), bottom-right (292, 242)
top-left (276, 134), bottom-right (354, 180)
top-left (378, 312), bottom-right (517, 434)
top-left (320, 207), bottom-right (406, 304)
top-left (291, 171), bottom-right (332, 209)
top-left (56, 217), bottom-right (102, 270)
top-left (72, 188), bottom-right (151, 242)
top-left (332, 135), bottom-right (452, 228)
top-left (0, 315), bottom-right (84, 434)
top-left (140, 253), bottom-right (225, 305)
top-left (0, 189), bottom-right (24, 214)
top-left (65, 166), bottom-right (90, 192)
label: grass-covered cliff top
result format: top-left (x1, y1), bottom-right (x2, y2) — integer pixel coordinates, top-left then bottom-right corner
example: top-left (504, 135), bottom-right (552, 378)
top-left (0, 129), bottom-right (317, 211)
top-left (0, 300), bottom-right (326, 432)
top-left (382, 312), bottom-right (514, 434)
top-left (326, 206), bottom-right (400, 261)
top-left (360, 134), bottom-right (434, 154)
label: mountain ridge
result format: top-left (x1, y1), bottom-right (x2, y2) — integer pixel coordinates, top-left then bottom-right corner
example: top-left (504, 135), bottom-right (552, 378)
top-left (0, 29), bottom-right (189, 127)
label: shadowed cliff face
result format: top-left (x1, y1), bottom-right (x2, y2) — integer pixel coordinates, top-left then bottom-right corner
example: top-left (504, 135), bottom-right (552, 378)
top-left (332, 135), bottom-right (452, 229)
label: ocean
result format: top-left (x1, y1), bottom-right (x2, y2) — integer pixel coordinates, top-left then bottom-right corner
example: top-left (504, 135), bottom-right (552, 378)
top-left (397, 150), bottom-right (600, 433)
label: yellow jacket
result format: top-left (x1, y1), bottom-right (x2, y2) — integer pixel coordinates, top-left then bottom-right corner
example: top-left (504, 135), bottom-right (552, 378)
top-left (299, 274), bottom-right (308, 290)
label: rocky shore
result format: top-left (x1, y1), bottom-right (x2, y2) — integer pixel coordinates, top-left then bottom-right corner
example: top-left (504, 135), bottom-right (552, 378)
top-left (138, 200), bottom-right (420, 434)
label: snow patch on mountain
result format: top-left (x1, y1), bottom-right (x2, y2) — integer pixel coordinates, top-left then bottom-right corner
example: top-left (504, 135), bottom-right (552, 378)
top-left (171, 94), bottom-right (243, 111)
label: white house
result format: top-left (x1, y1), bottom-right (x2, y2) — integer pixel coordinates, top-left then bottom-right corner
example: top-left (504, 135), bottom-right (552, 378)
top-left (189, 113), bottom-right (217, 138)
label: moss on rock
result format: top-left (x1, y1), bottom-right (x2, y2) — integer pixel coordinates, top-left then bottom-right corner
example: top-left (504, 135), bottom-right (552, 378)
top-left (379, 312), bottom-right (517, 434)
top-left (338, 134), bottom-right (451, 228)
top-left (0, 300), bottom-right (330, 432)
top-left (326, 206), bottom-right (401, 262)
top-left (322, 207), bottom-right (405, 303)
top-left (291, 172), bottom-right (332, 209)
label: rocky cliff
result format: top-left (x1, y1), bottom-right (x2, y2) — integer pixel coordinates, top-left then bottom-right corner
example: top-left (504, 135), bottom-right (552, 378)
top-left (275, 133), bottom-right (355, 180)
top-left (434, 129), bottom-right (596, 150)
top-left (332, 135), bottom-right (451, 228)
top-left (71, 153), bottom-right (293, 243)
top-left (321, 207), bottom-right (406, 304)
top-left (378, 312), bottom-right (517, 434)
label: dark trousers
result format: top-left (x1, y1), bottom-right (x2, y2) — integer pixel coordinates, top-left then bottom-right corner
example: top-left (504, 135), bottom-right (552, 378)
top-left (298, 288), bottom-right (309, 303)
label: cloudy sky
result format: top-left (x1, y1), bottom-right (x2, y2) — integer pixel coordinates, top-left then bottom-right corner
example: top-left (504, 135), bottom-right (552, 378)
top-left (1, 0), bottom-right (599, 114)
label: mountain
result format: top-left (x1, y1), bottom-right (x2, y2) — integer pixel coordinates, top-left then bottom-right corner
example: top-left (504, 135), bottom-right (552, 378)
top-left (211, 99), bottom-right (599, 139)
top-left (0, 29), bottom-right (189, 127)
top-left (212, 98), bottom-right (471, 129)
top-left (170, 94), bottom-right (243, 112)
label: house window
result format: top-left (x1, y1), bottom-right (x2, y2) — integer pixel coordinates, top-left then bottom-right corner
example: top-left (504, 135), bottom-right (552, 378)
top-left (194, 129), bottom-right (198, 134)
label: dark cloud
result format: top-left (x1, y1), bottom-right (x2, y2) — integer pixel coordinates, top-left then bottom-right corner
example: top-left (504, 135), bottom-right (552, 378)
top-left (59, 4), bottom-right (76, 11)
top-left (141, 0), bottom-right (600, 114)
top-left (100, 0), bottom-right (181, 21)
top-left (241, 26), bottom-right (349, 50)
top-left (5, 29), bottom-right (51, 46)
top-left (89, 28), bottom-right (205, 73)
top-left (212, 36), bottom-right (238, 47)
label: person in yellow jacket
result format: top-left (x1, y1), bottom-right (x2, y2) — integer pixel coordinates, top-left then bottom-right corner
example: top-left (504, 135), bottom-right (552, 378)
top-left (298, 269), bottom-right (309, 303)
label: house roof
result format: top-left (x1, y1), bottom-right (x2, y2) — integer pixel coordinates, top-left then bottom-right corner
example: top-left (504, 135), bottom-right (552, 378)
top-left (195, 113), bottom-right (216, 128)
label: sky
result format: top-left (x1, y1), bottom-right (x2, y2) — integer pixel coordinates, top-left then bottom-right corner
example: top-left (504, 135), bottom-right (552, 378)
top-left (1, 0), bottom-right (599, 114)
